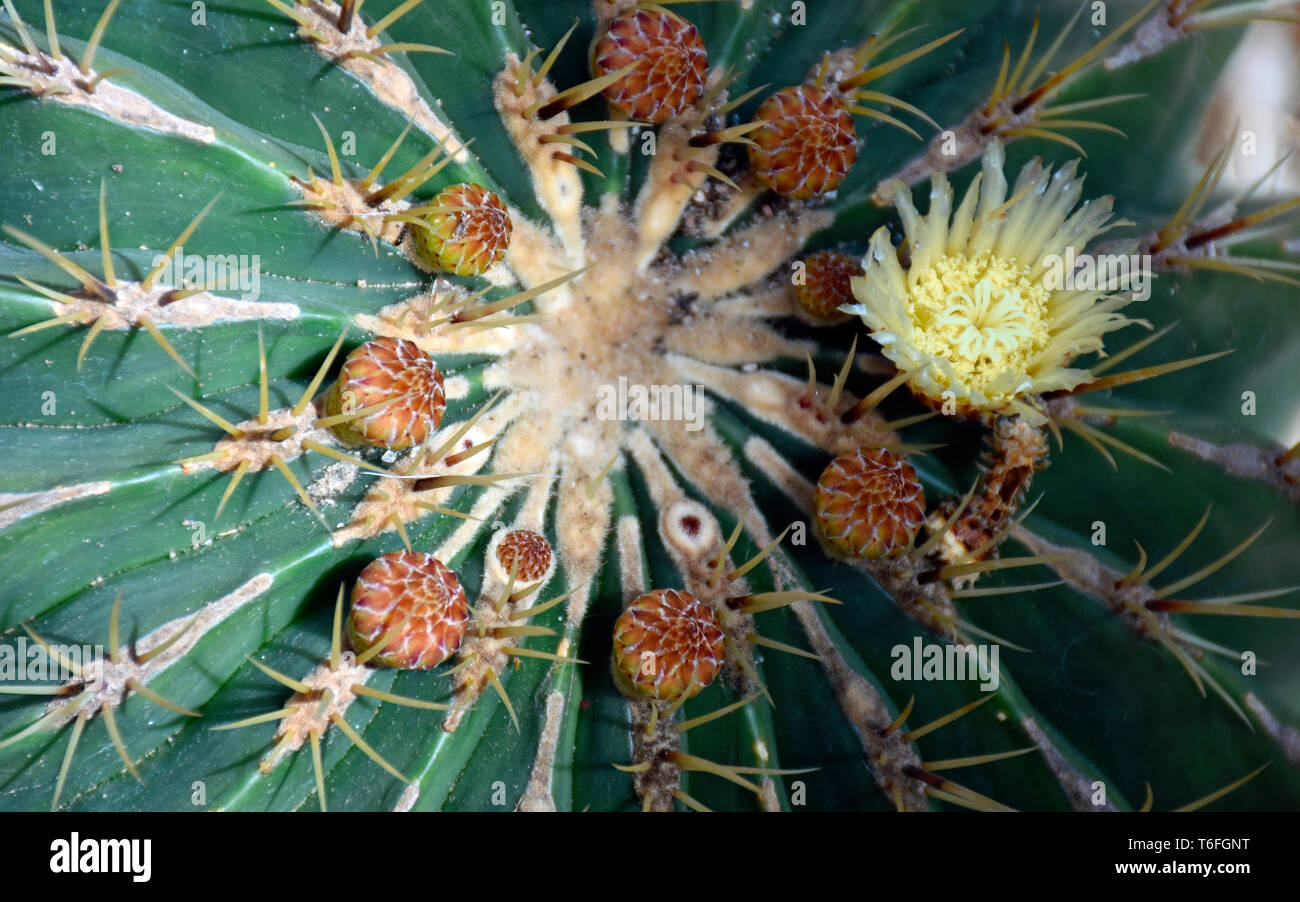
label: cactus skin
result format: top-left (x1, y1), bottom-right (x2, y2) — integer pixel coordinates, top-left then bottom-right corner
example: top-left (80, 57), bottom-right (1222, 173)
top-left (0, 0), bottom-right (1297, 815)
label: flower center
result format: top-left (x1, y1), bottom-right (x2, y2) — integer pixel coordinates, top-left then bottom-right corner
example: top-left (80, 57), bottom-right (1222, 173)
top-left (908, 252), bottom-right (1051, 394)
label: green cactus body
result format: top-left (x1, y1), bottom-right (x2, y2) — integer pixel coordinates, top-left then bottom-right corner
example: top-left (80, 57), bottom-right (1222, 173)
top-left (0, 0), bottom-right (1298, 814)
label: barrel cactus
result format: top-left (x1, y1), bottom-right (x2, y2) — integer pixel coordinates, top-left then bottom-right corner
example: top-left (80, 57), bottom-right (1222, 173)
top-left (2, 0), bottom-right (1298, 813)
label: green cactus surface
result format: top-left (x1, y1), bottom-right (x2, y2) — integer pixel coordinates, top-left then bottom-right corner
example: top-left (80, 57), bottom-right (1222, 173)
top-left (1, 0), bottom-right (1298, 813)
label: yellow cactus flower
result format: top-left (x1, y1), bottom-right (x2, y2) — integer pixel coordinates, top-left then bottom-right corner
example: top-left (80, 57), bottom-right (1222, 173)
top-left (844, 142), bottom-right (1146, 422)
